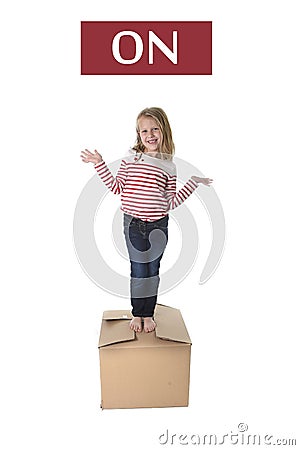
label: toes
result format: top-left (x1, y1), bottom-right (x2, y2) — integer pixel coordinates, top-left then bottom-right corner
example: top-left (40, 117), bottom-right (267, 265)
top-left (143, 319), bottom-right (156, 333)
top-left (130, 318), bottom-right (142, 332)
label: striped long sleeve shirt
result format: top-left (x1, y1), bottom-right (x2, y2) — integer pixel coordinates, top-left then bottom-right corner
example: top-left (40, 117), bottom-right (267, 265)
top-left (94, 150), bottom-right (199, 222)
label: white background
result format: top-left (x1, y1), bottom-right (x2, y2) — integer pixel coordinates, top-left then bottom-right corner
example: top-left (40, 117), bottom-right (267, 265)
top-left (1, 0), bottom-right (299, 449)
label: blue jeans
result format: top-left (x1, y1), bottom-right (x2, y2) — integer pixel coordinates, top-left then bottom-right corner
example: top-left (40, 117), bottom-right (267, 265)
top-left (123, 213), bottom-right (169, 317)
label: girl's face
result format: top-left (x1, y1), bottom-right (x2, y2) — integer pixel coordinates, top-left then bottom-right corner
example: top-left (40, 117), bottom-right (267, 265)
top-left (138, 116), bottom-right (162, 154)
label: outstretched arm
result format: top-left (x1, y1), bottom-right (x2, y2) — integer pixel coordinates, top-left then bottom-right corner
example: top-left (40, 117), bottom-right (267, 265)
top-left (80, 149), bottom-right (127, 195)
top-left (165, 174), bottom-right (213, 211)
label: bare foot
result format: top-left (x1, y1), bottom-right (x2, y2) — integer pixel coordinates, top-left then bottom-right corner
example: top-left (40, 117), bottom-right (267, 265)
top-left (143, 317), bottom-right (156, 333)
top-left (130, 317), bottom-right (142, 333)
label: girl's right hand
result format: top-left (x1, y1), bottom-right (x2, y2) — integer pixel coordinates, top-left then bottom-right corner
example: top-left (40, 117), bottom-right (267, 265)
top-left (80, 149), bottom-right (103, 165)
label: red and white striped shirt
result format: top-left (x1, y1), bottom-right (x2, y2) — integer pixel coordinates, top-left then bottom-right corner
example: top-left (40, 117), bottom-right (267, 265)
top-left (94, 150), bottom-right (199, 222)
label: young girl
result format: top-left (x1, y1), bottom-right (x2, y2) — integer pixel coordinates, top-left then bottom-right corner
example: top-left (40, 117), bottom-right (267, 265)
top-left (81, 107), bottom-right (213, 333)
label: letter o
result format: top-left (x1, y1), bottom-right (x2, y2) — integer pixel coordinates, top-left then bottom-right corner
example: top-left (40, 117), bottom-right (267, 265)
top-left (112, 31), bottom-right (143, 64)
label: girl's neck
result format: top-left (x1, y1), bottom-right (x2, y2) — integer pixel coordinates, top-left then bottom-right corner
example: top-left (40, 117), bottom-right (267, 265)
top-left (144, 149), bottom-right (159, 158)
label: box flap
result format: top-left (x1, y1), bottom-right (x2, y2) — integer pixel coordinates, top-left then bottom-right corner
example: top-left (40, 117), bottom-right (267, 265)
top-left (102, 310), bottom-right (133, 321)
top-left (99, 317), bottom-right (135, 347)
top-left (154, 304), bottom-right (192, 344)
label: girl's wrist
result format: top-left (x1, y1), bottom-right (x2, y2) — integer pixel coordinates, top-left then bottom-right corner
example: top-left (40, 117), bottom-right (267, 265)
top-left (191, 176), bottom-right (200, 184)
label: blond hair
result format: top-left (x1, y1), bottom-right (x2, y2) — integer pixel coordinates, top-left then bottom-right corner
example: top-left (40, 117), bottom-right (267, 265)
top-left (133, 107), bottom-right (175, 160)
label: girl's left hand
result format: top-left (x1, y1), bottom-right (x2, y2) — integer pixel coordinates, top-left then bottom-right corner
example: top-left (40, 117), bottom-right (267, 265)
top-left (191, 176), bottom-right (213, 186)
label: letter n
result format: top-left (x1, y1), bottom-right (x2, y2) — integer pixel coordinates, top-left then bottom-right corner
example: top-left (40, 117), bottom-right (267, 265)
top-left (148, 31), bottom-right (178, 65)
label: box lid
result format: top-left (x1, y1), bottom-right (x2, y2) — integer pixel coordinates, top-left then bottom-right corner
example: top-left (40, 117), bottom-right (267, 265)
top-left (102, 310), bottom-right (133, 321)
top-left (98, 304), bottom-right (191, 348)
top-left (99, 310), bottom-right (135, 347)
top-left (155, 304), bottom-right (191, 344)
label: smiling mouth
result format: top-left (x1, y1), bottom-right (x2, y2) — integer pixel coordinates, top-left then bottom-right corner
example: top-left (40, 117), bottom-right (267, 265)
top-left (147, 139), bottom-right (158, 144)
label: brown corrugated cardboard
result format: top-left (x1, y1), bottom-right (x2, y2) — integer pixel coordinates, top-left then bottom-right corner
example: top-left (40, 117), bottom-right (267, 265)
top-left (98, 304), bottom-right (191, 409)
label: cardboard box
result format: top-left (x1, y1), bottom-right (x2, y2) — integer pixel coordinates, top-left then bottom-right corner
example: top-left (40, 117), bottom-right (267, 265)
top-left (98, 304), bottom-right (192, 409)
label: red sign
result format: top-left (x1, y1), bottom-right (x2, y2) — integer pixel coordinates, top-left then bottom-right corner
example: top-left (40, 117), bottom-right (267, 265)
top-left (81, 21), bottom-right (212, 75)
